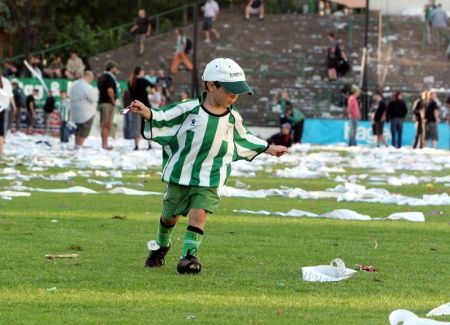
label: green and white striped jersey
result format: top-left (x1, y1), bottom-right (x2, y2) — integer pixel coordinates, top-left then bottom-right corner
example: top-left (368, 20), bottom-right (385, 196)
top-left (143, 94), bottom-right (268, 188)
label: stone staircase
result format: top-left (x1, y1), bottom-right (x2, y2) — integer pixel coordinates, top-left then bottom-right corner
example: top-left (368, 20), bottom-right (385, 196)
top-left (90, 7), bottom-right (449, 126)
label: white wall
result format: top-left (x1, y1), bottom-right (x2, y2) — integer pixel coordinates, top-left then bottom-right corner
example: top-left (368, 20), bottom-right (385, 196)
top-left (370, 0), bottom-right (450, 15)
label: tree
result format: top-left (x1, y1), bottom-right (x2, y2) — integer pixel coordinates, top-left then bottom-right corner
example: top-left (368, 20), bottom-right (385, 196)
top-left (56, 16), bottom-right (98, 59)
top-left (0, 0), bottom-right (25, 59)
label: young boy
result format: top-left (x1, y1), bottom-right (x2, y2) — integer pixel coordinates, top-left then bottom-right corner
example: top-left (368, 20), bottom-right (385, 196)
top-left (58, 90), bottom-right (70, 143)
top-left (129, 58), bottom-right (287, 274)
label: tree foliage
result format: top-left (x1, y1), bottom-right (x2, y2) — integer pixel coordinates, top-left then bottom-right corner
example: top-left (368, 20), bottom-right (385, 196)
top-left (56, 16), bottom-right (98, 59)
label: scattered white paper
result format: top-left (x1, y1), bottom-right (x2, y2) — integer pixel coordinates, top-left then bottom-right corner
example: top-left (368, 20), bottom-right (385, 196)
top-left (109, 187), bottom-right (162, 196)
top-left (427, 302), bottom-right (450, 317)
top-left (0, 191), bottom-right (31, 197)
top-left (234, 209), bottom-right (425, 222)
top-left (301, 258), bottom-right (357, 282)
top-left (34, 186), bottom-right (97, 194)
top-left (320, 209), bottom-right (372, 221)
top-left (390, 309), bottom-right (450, 325)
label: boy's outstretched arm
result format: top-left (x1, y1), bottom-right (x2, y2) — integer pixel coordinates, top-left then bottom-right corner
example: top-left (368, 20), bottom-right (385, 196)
top-left (265, 144), bottom-right (288, 157)
top-left (130, 100), bottom-right (152, 120)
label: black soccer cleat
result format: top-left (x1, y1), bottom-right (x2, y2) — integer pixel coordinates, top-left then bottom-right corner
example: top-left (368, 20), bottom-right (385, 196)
top-left (144, 241), bottom-right (171, 268)
top-left (176, 254), bottom-right (202, 274)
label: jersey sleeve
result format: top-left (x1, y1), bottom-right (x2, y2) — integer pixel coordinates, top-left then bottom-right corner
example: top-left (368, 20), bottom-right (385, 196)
top-left (232, 110), bottom-right (269, 161)
top-left (142, 99), bottom-right (197, 146)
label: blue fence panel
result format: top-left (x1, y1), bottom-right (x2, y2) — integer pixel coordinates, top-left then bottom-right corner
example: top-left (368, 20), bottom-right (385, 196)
top-left (303, 119), bottom-right (450, 149)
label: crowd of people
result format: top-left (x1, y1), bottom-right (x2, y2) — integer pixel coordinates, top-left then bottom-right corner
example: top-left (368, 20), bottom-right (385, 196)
top-left (0, 56), bottom-right (185, 154)
top-left (1, 0), bottom-right (450, 157)
top-left (346, 85), bottom-right (449, 149)
top-left (3, 51), bottom-right (88, 81)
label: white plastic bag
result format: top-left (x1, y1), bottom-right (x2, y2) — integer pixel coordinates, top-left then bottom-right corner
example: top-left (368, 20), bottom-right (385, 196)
top-left (301, 258), bottom-right (357, 282)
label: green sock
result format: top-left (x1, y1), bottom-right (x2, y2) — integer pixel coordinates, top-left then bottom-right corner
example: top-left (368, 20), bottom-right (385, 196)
top-left (182, 226), bottom-right (204, 257)
top-left (156, 218), bottom-right (175, 247)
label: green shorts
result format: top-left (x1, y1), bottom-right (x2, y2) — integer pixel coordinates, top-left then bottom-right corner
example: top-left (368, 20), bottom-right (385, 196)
top-left (162, 183), bottom-right (221, 218)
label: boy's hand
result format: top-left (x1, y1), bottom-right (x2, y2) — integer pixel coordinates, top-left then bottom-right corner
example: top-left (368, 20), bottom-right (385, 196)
top-left (266, 144), bottom-right (288, 157)
top-left (130, 100), bottom-right (152, 120)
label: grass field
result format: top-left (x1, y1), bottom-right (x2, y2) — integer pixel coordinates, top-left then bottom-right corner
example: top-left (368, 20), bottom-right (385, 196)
top-left (1, 151), bottom-right (449, 324)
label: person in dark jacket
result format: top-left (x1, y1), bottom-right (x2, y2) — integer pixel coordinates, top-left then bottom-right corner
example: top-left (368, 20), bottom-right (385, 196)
top-left (127, 66), bottom-right (153, 150)
top-left (267, 123), bottom-right (292, 147)
top-left (412, 90), bottom-right (428, 149)
top-left (386, 91), bottom-right (408, 148)
top-left (372, 91), bottom-right (388, 147)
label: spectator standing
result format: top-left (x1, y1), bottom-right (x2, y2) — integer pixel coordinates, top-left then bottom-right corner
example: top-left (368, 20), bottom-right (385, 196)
top-left (284, 101), bottom-right (305, 144)
top-left (0, 76), bottom-right (15, 159)
top-left (245, 0), bottom-right (265, 20)
top-left (267, 123), bottom-right (292, 147)
top-left (170, 28), bottom-right (193, 74)
top-left (412, 90), bottom-right (428, 149)
top-left (58, 90), bottom-right (70, 143)
top-left (425, 0), bottom-right (437, 44)
top-left (372, 91), bottom-right (388, 147)
top-left (326, 32), bottom-right (341, 81)
top-left (386, 91), bottom-right (408, 148)
top-left (202, 0), bottom-right (220, 43)
top-left (44, 54), bottom-right (64, 78)
top-left (98, 61), bottom-right (119, 150)
top-left (43, 91), bottom-right (56, 135)
top-left (70, 71), bottom-right (98, 149)
top-left (425, 90), bottom-right (441, 148)
top-left (65, 52), bottom-right (85, 80)
top-left (10, 80), bottom-right (26, 132)
top-left (431, 3), bottom-right (448, 47)
top-left (127, 66), bottom-right (153, 150)
top-left (130, 9), bottom-right (151, 57)
top-left (25, 88), bottom-right (39, 135)
top-left (347, 85), bottom-right (361, 146)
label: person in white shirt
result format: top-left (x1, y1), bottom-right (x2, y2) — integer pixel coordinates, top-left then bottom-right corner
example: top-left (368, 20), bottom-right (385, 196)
top-left (202, 0), bottom-right (220, 43)
top-left (0, 77), bottom-right (16, 159)
top-left (69, 71), bottom-right (98, 149)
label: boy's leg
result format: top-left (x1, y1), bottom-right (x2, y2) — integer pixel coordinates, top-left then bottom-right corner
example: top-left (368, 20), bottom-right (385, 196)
top-left (177, 208), bottom-right (207, 274)
top-left (182, 208), bottom-right (207, 256)
top-left (146, 183), bottom-right (188, 268)
top-left (157, 215), bottom-right (179, 247)
top-left (145, 215), bottom-right (179, 268)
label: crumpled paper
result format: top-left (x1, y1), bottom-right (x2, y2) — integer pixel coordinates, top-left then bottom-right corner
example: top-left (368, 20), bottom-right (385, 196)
top-left (109, 187), bottom-right (162, 196)
top-left (301, 258), bottom-right (357, 282)
top-left (390, 309), bottom-right (450, 325)
top-left (427, 302), bottom-right (450, 317)
top-left (234, 209), bottom-right (425, 222)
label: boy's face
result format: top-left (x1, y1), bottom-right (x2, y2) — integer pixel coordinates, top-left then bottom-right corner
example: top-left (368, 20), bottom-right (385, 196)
top-left (209, 83), bottom-right (238, 108)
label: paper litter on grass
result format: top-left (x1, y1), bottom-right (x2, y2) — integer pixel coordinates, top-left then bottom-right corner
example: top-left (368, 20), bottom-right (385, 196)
top-left (390, 309), bottom-right (450, 325)
top-left (427, 302), bottom-right (450, 317)
top-left (0, 191), bottom-right (31, 197)
top-left (301, 258), bottom-right (357, 282)
top-left (234, 209), bottom-right (425, 222)
top-left (108, 187), bottom-right (162, 196)
top-left (35, 186), bottom-right (98, 194)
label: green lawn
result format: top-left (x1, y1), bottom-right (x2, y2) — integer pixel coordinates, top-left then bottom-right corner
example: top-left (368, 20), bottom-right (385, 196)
top-left (0, 167), bottom-right (449, 324)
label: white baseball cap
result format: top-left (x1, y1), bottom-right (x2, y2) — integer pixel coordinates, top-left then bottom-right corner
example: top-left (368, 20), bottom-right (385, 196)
top-left (202, 58), bottom-right (253, 95)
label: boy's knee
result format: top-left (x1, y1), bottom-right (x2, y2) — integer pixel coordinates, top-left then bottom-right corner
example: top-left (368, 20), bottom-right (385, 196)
top-left (161, 215), bottom-right (179, 226)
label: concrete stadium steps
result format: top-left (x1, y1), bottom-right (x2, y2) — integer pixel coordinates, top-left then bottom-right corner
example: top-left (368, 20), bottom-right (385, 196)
top-left (90, 8), bottom-right (449, 126)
